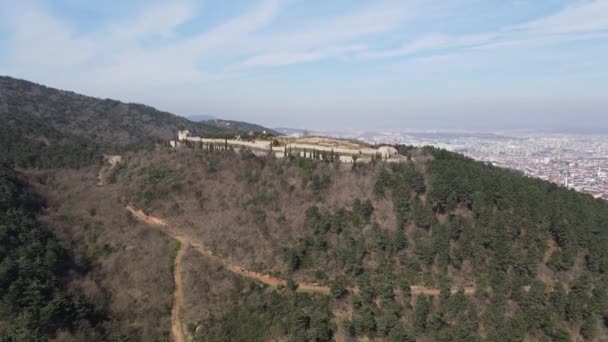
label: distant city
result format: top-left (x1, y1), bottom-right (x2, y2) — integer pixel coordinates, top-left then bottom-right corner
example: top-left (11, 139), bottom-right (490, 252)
top-left (277, 128), bottom-right (608, 200)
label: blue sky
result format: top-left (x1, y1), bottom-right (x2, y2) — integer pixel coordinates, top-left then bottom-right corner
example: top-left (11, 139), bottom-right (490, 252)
top-left (0, 0), bottom-right (607, 131)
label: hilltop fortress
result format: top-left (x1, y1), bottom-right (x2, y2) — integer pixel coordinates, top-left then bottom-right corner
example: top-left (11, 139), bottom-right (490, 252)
top-left (172, 130), bottom-right (405, 163)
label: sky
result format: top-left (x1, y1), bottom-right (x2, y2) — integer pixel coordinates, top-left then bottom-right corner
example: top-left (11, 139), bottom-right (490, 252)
top-left (0, 0), bottom-right (607, 132)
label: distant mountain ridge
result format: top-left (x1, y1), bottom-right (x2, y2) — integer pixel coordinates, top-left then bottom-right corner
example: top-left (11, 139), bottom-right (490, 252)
top-left (203, 119), bottom-right (281, 135)
top-left (274, 127), bottom-right (317, 136)
top-left (187, 114), bottom-right (216, 122)
top-left (0, 76), bottom-right (271, 168)
top-left (187, 115), bottom-right (280, 135)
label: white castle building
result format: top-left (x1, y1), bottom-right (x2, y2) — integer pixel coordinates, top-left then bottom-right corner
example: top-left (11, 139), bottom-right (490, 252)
top-left (173, 130), bottom-right (403, 163)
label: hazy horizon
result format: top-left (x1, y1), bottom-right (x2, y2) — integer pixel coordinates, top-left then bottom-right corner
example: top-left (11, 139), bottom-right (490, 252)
top-left (1, 0), bottom-right (607, 132)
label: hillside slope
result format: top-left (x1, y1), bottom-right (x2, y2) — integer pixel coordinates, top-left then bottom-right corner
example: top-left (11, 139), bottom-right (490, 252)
top-left (2, 77), bottom-right (608, 341)
top-left (204, 119), bottom-right (281, 135)
top-left (0, 76), bottom-right (225, 168)
top-left (0, 164), bottom-right (120, 340)
top-left (98, 146), bottom-right (608, 341)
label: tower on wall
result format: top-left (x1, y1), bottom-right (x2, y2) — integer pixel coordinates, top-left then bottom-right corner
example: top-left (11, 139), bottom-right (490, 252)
top-left (178, 130), bottom-right (190, 141)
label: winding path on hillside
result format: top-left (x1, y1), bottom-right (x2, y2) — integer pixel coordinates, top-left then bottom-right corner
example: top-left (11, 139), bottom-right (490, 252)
top-left (97, 160), bottom-right (475, 341)
top-left (125, 204), bottom-right (330, 294)
top-left (125, 204), bottom-right (477, 297)
top-left (171, 243), bottom-right (187, 342)
top-left (96, 155), bottom-right (122, 187)
top-left (96, 169), bottom-right (104, 187)
top-left (96, 156), bottom-right (188, 340)
top-left (125, 204), bottom-right (188, 341)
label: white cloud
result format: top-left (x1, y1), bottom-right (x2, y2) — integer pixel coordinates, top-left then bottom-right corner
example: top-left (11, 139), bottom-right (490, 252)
top-left (224, 0), bottom-right (419, 67)
top-left (170, 0), bottom-right (282, 55)
top-left (1, 0), bottom-right (606, 103)
top-left (83, 0), bottom-right (283, 89)
top-left (518, 0), bottom-right (608, 35)
top-left (262, 0), bottom-right (419, 50)
top-left (0, 0), bottom-right (281, 89)
top-left (106, 1), bottom-right (199, 40)
top-left (360, 33), bottom-right (494, 59)
top-left (232, 45), bottom-right (366, 69)
top-left (0, 0), bottom-right (422, 86)
top-left (358, 0), bottom-right (608, 60)
top-left (4, 7), bottom-right (96, 69)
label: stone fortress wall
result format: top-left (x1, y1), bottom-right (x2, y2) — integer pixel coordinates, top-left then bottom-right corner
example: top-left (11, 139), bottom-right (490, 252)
top-left (172, 130), bottom-right (404, 163)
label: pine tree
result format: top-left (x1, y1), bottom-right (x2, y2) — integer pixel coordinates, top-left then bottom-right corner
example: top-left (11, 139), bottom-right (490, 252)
top-left (414, 296), bottom-right (430, 333)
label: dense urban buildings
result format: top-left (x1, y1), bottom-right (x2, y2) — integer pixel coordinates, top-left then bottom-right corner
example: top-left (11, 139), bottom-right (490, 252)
top-left (337, 131), bottom-right (608, 200)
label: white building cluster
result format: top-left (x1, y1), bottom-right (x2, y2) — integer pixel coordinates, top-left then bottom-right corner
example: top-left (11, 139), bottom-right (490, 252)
top-left (354, 130), bottom-right (608, 200)
top-left (171, 130), bottom-right (402, 163)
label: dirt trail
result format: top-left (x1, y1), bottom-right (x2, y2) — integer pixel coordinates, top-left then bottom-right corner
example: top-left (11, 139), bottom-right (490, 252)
top-left (126, 205), bottom-right (478, 297)
top-left (543, 238), bottom-right (558, 263)
top-left (96, 155), bottom-right (474, 298)
top-left (125, 205), bottom-right (330, 294)
top-left (410, 285), bottom-right (476, 296)
top-left (96, 167), bottom-right (105, 187)
top-left (96, 155), bottom-right (122, 187)
top-left (171, 243), bottom-right (187, 342)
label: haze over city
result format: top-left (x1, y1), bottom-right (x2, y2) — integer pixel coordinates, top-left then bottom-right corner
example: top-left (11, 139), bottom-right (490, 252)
top-left (1, 0), bottom-right (607, 132)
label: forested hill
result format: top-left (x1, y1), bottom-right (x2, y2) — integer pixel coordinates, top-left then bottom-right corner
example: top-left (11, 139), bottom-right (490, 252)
top-left (0, 76), bottom-right (225, 168)
top-left (0, 163), bottom-right (119, 339)
top-left (2, 75), bottom-right (608, 340)
top-left (425, 147), bottom-right (608, 275)
top-left (204, 119), bottom-right (281, 135)
top-left (101, 145), bottom-right (608, 340)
